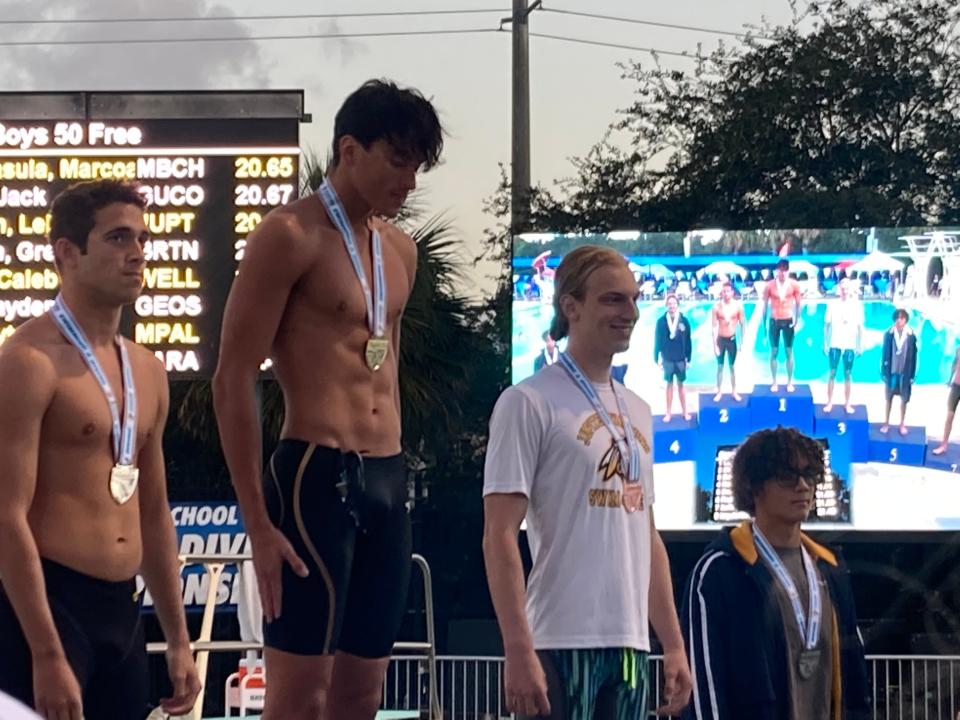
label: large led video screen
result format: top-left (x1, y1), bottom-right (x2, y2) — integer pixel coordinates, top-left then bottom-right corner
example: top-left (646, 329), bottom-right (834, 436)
top-left (512, 228), bottom-right (960, 531)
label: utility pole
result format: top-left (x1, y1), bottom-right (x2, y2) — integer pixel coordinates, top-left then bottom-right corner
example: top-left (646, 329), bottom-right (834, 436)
top-left (505, 0), bottom-right (540, 234)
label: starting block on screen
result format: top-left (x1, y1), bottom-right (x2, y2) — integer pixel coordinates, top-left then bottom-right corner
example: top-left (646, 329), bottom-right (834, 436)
top-left (653, 415), bottom-right (698, 463)
top-left (749, 384), bottom-right (814, 435)
top-left (868, 424), bottom-right (927, 467)
top-left (698, 393), bottom-right (750, 443)
top-left (925, 442), bottom-right (960, 474)
top-left (814, 404), bottom-right (869, 481)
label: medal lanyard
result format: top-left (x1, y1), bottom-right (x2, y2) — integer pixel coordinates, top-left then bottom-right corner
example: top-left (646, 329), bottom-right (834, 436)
top-left (667, 312), bottom-right (679, 339)
top-left (753, 524), bottom-right (821, 650)
top-left (777, 278), bottom-right (788, 301)
top-left (51, 295), bottom-right (137, 465)
top-left (894, 328), bottom-right (907, 354)
top-left (558, 352), bottom-right (641, 484)
top-left (317, 180), bottom-right (386, 339)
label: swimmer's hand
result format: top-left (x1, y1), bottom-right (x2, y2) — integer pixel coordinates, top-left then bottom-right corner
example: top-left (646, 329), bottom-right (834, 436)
top-left (160, 644), bottom-right (203, 715)
top-left (656, 647), bottom-right (693, 715)
top-left (250, 525), bottom-right (309, 622)
top-left (504, 648), bottom-right (551, 717)
top-left (33, 654), bottom-right (82, 720)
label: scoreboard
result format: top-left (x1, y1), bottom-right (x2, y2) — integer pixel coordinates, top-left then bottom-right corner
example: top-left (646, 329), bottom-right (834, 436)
top-left (0, 106), bottom-right (301, 378)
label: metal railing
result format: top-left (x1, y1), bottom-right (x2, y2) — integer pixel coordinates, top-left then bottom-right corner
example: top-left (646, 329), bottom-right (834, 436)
top-left (383, 655), bottom-right (960, 719)
top-left (148, 552), bottom-right (440, 720)
top-left (146, 554), bottom-right (960, 719)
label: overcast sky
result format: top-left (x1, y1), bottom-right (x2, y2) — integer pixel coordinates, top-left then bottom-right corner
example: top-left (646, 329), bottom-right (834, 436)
top-left (0, 0), bottom-right (800, 295)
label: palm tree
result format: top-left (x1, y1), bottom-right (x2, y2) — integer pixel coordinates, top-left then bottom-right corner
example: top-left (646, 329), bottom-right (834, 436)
top-left (176, 149), bottom-right (477, 477)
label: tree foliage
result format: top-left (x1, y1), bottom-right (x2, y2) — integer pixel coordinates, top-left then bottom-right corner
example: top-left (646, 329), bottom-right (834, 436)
top-left (523, 0), bottom-right (960, 233)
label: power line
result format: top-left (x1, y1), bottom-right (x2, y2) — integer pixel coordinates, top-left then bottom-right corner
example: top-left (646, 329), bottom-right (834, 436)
top-left (529, 31), bottom-right (701, 59)
top-left (0, 8), bottom-right (508, 25)
top-left (539, 7), bottom-right (772, 41)
top-left (0, 28), bottom-right (501, 48)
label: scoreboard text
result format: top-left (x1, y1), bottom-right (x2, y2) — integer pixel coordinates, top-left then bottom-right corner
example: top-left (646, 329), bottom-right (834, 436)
top-left (0, 118), bottom-right (300, 377)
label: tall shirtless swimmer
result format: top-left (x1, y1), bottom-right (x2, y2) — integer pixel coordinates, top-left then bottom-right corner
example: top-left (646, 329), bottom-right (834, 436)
top-left (0, 180), bottom-right (200, 720)
top-left (213, 80), bottom-right (444, 720)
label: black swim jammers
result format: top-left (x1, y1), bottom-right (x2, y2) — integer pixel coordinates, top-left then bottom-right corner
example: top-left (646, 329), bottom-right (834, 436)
top-left (262, 440), bottom-right (412, 658)
top-left (0, 559), bottom-right (148, 720)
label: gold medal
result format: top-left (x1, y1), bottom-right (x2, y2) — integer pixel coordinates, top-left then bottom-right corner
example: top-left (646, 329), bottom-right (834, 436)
top-left (364, 337), bottom-right (389, 371)
top-left (110, 464), bottom-right (139, 505)
top-left (622, 482), bottom-right (644, 513)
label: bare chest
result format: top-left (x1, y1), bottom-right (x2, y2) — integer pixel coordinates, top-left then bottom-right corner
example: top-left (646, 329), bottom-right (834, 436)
top-left (294, 232), bottom-right (412, 328)
top-left (43, 351), bottom-right (156, 453)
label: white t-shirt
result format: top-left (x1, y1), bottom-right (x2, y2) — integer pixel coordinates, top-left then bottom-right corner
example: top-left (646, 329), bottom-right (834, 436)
top-left (483, 363), bottom-right (655, 651)
top-left (826, 299), bottom-right (864, 351)
top-left (0, 692), bottom-right (40, 720)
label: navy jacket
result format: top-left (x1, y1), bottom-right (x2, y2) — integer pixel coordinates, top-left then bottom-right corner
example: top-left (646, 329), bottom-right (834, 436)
top-left (654, 313), bottom-right (692, 363)
top-left (881, 328), bottom-right (917, 382)
top-left (681, 522), bottom-right (870, 720)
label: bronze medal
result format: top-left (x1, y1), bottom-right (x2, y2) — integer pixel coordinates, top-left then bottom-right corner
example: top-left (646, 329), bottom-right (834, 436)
top-left (365, 337), bottom-right (389, 371)
top-left (110, 463), bottom-right (139, 505)
top-left (798, 649), bottom-right (820, 680)
top-left (622, 482), bottom-right (644, 513)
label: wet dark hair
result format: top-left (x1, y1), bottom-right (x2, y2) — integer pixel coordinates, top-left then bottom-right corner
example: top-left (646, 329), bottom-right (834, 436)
top-left (49, 180), bottom-right (145, 254)
top-left (776, 259), bottom-right (789, 270)
top-left (731, 426), bottom-right (826, 516)
top-left (331, 79), bottom-right (444, 170)
top-left (541, 330), bottom-right (552, 342)
top-left (893, 308), bottom-right (909, 322)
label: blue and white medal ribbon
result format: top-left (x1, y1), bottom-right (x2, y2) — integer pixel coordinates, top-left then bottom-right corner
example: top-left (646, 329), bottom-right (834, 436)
top-left (753, 524), bottom-right (821, 651)
top-left (317, 180), bottom-right (388, 370)
top-left (51, 294), bottom-right (139, 504)
top-left (558, 352), bottom-right (644, 511)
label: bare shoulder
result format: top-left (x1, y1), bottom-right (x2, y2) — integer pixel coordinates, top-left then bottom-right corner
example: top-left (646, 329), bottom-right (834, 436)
top-left (372, 217), bottom-right (417, 280)
top-left (0, 318), bottom-right (60, 394)
top-left (245, 196), bottom-right (320, 259)
top-left (125, 339), bottom-right (166, 380)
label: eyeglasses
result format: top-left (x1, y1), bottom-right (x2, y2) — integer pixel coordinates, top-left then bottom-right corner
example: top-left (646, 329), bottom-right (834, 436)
top-left (772, 472), bottom-right (822, 488)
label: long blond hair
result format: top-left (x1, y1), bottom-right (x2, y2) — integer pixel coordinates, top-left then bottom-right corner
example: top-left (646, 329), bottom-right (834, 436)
top-left (549, 245), bottom-right (629, 341)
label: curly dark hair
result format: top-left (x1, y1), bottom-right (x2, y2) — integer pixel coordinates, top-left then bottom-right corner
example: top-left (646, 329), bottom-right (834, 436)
top-left (49, 179), bottom-right (145, 254)
top-left (731, 426), bottom-right (826, 515)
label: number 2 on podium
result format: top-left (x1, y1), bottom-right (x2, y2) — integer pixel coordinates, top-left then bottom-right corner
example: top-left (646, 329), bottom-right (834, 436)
top-left (719, 409), bottom-right (729, 423)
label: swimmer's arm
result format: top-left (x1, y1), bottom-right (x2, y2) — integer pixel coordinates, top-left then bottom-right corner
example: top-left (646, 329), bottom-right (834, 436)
top-left (711, 307), bottom-right (719, 344)
top-left (0, 346), bottom-right (65, 662)
top-left (648, 510), bottom-right (684, 655)
top-left (213, 214), bottom-right (308, 535)
top-left (137, 360), bottom-right (190, 650)
top-left (482, 493), bottom-right (535, 656)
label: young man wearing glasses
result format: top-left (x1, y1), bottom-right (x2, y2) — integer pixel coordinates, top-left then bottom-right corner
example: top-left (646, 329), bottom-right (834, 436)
top-left (681, 427), bottom-right (870, 720)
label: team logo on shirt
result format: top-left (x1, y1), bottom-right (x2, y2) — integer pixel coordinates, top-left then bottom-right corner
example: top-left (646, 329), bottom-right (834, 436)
top-left (577, 413), bottom-right (651, 510)
top-left (598, 442), bottom-right (628, 484)
top-left (577, 413), bottom-right (651, 455)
